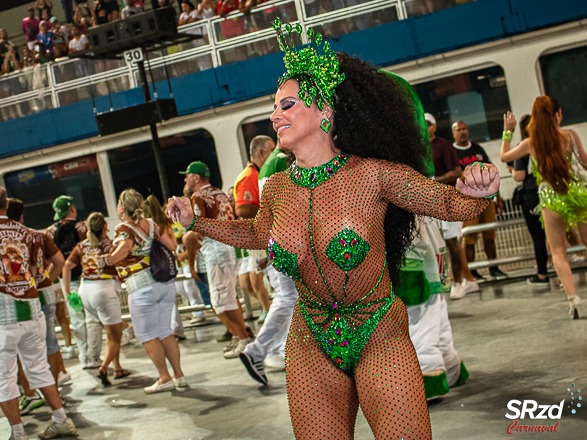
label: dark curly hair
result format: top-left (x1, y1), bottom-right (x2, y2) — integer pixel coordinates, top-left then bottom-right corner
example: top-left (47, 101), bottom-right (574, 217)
top-left (331, 53), bottom-right (427, 285)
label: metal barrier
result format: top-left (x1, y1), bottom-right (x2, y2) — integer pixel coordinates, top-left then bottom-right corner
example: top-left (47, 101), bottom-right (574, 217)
top-left (462, 207), bottom-right (586, 272)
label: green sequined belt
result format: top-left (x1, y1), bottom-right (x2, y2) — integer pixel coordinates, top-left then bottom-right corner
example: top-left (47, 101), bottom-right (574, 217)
top-left (299, 293), bottom-right (395, 375)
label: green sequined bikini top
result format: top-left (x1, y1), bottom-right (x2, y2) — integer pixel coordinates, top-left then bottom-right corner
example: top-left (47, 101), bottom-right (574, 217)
top-left (268, 151), bottom-right (394, 374)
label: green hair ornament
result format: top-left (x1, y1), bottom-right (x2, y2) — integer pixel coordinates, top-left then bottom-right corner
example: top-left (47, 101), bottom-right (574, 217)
top-left (272, 17), bottom-right (345, 111)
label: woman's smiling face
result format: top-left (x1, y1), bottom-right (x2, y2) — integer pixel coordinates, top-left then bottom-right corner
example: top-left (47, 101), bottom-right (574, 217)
top-left (270, 79), bottom-right (327, 152)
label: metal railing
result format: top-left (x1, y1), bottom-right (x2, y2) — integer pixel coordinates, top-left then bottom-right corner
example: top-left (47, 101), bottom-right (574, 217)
top-left (0, 0), bottom-right (476, 121)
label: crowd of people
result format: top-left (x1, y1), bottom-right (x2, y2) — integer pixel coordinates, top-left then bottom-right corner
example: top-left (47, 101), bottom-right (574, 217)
top-left (0, 0), bottom-right (296, 75)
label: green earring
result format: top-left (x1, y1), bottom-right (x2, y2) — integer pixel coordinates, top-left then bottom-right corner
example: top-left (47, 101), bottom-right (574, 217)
top-left (320, 118), bottom-right (331, 133)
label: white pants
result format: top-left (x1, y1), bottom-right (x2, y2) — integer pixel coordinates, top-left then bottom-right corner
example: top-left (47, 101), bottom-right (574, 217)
top-left (201, 240), bottom-right (239, 314)
top-left (407, 294), bottom-right (461, 386)
top-left (244, 266), bottom-right (298, 361)
top-left (61, 278), bottom-right (98, 365)
top-left (174, 264), bottom-right (205, 319)
top-left (441, 221), bottom-right (462, 240)
top-left (0, 317), bottom-right (55, 402)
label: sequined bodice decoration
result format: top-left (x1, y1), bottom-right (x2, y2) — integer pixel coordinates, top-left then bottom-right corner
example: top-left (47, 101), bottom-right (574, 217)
top-left (325, 228), bottom-right (370, 271)
top-left (268, 238), bottom-right (300, 281)
top-left (290, 152), bottom-right (349, 188)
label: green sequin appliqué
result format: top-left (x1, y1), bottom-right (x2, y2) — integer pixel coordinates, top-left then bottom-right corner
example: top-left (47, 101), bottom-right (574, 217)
top-left (268, 238), bottom-right (300, 281)
top-left (299, 293), bottom-right (395, 375)
top-left (325, 228), bottom-right (370, 272)
top-left (290, 152), bottom-right (350, 188)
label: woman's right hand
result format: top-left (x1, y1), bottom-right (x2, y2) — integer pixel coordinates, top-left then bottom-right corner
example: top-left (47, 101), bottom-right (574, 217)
top-left (167, 196), bottom-right (195, 228)
top-left (504, 111), bottom-right (517, 132)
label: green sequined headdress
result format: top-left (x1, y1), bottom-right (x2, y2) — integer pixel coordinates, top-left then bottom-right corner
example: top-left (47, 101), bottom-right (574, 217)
top-left (272, 18), bottom-right (345, 111)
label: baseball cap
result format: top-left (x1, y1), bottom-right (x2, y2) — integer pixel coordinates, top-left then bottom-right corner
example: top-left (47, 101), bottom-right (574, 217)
top-left (179, 161), bottom-right (210, 178)
top-left (39, 20), bottom-right (47, 27)
top-left (424, 113), bottom-right (436, 126)
top-left (50, 16), bottom-right (58, 23)
top-left (52, 195), bottom-right (74, 221)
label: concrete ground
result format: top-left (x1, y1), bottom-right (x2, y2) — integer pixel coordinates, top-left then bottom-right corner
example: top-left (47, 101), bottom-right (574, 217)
top-left (2, 271), bottom-right (587, 440)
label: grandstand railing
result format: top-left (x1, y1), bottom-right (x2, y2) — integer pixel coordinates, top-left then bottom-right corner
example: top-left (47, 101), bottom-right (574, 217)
top-left (0, 0), bottom-right (476, 120)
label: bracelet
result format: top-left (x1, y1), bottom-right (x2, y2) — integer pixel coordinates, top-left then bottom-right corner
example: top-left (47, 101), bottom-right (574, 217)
top-left (185, 216), bottom-right (197, 231)
top-left (484, 193), bottom-right (498, 200)
top-left (502, 130), bottom-right (513, 142)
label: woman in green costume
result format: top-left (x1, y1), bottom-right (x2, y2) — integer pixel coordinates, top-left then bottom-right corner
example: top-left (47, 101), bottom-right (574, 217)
top-left (168, 21), bottom-right (500, 439)
top-left (501, 96), bottom-right (586, 319)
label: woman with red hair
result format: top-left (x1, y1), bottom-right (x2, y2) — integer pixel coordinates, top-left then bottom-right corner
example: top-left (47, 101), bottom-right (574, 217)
top-left (501, 96), bottom-right (587, 319)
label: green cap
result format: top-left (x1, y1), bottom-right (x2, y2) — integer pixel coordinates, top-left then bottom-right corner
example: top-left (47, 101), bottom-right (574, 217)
top-left (52, 195), bottom-right (74, 221)
top-left (179, 161), bottom-right (210, 178)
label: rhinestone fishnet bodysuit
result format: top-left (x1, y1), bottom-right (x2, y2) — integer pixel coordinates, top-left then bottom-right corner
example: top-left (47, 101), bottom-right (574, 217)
top-left (193, 153), bottom-right (488, 439)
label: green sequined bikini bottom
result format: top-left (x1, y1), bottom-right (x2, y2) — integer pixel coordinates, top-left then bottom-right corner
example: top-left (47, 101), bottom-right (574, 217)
top-left (298, 294), bottom-right (396, 375)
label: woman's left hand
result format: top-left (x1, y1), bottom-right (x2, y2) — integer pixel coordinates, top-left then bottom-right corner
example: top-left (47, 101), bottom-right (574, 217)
top-left (503, 111), bottom-right (516, 132)
top-left (456, 163), bottom-right (500, 198)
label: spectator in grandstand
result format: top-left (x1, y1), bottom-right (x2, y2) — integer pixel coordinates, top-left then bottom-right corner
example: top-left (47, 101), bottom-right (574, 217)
top-left (178, 1), bottom-right (199, 25)
top-left (121, 0), bottom-right (145, 19)
top-left (217, 0), bottom-right (245, 41)
top-left (20, 47), bottom-right (34, 69)
top-left (93, 0), bottom-right (110, 25)
top-left (179, 161), bottom-right (253, 359)
top-left (73, 3), bottom-right (93, 30)
top-left (168, 42), bottom-right (499, 438)
top-left (68, 24), bottom-right (90, 54)
top-left (511, 115), bottom-right (550, 290)
top-left (103, 0), bottom-right (121, 22)
top-left (198, 0), bottom-right (217, 19)
top-left (63, 212), bottom-right (130, 386)
top-left (2, 45), bottom-right (22, 75)
top-left (142, 195), bottom-right (186, 339)
top-left (234, 135), bottom-right (275, 325)
top-left (452, 120), bottom-right (507, 280)
top-left (60, 0), bottom-right (74, 24)
top-left (36, 21), bottom-right (55, 58)
top-left (22, 7), bottom-right (41, 51)
top-left (501, 96), bottom-right (586, 319)
top-left (0, 187), bottom-right (78, 440)
top-left (106, 189), bottom-right (187, 393)
top-left (0, 29), bottom-right (15, 66)
top-left (32, 42), bottom-right (50, 64)
top-left (35, 0), bottom-right (54, 18)
top-left (51, 20), bottom-right (69, 59)
top-left (40, 8), bottom-right (55, 30)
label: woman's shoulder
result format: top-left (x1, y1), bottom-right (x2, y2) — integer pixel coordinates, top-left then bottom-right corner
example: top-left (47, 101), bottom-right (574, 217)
top-left (349, 155), bottom-right (402, 172)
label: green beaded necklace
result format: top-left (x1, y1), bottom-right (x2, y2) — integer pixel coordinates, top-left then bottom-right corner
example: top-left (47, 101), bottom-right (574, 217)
top-left (289, 151), bottom-right (350, 188)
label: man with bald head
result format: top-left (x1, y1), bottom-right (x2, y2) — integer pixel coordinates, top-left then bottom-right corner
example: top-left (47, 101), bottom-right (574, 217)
top-left (451, 121), bottom-right (507, 281)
